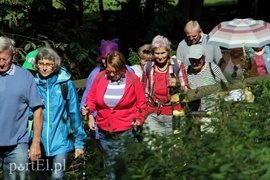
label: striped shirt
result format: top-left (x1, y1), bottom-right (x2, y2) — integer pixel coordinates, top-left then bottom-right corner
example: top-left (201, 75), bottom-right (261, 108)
top-left (104, 77), bottom-right (126, 108)
top-left (187, 63), bottom-right (227, 111)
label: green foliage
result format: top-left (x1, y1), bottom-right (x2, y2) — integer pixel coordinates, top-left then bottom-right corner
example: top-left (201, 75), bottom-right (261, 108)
top-left (68, 80), bottom-right (270, 179)
top-left (127, 48), bottom-right (140, 66)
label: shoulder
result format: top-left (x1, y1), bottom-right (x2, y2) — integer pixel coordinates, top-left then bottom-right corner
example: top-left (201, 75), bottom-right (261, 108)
top-left (264, 46), bottom-right (270, 53)
top-left (178, 39), bottom-right (188, 47)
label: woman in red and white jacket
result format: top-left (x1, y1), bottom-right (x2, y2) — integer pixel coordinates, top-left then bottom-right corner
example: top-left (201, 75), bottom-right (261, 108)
top-left (85, 51), bottom-right (147, 179)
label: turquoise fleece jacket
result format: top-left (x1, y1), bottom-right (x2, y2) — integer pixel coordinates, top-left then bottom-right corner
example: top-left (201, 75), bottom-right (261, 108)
top-left (35, 66), bottom-right (87, 156)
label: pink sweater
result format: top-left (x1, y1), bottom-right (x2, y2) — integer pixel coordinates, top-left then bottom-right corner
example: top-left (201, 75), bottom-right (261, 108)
top-left (86, 70), bottom-right (147, 132)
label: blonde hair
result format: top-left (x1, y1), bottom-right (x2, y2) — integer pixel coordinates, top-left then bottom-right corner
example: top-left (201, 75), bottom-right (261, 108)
top-left (138, 44), bottom-right (153, 60)
top-left (184, 20), bottom-right (202, 33)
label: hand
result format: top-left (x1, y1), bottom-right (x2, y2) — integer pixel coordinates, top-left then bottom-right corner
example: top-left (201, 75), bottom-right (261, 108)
top-left (132, 119), bottom-right (141, 132)
top-left (168, 77), bottom-right (177, 87)
top-left (74, 148), bottom-right (84, 158)
top-left (81, 105), bottom-right (89, 119)
top-left (88, 114), bottom-right (96, 131)
top-left (29, 139), bottom-right (41, 161)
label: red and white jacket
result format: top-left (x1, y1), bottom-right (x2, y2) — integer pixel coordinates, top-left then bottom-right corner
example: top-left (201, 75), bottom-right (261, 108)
top-left (86, 70), bottom-right (147, 132)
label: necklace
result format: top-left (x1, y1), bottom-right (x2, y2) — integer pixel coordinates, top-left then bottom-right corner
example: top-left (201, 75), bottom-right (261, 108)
top-left (156, 65), bottom-right (168, 72)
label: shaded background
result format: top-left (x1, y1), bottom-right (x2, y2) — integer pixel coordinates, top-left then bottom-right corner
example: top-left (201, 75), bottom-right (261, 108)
top-left (0, 0), bottom-right (269, 80)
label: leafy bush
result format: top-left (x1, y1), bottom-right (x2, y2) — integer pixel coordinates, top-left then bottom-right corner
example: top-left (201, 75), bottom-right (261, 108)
top-left (68, 79), bottom-right (270, 180)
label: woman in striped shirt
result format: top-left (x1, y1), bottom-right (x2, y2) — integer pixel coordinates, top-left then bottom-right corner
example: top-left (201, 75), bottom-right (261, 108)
top-left (85, 51), bottom-right (147, 179)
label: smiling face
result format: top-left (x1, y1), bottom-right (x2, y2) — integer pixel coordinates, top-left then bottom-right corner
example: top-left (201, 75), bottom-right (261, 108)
top-left (153, 47), bottom-right (169, 65)
top-left (0, 49), bottom-right (13, 74)
top-left (37, 58), bottom-right (55, 78)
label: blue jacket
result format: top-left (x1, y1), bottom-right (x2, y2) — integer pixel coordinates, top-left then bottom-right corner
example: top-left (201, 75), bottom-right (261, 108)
top-left (249, 46), bottom-right (270, 73)
top-left (35, 66), bottom-right (87, 156)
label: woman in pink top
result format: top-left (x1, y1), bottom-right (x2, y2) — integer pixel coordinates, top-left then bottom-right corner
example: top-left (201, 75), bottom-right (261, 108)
top-left (250, 46), bottom-right (270, 75)
top-left (85, 51), bottom-right (147, 179)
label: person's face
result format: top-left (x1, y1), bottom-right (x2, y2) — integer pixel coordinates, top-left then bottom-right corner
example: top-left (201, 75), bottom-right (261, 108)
top-left (105, 63), bottom-right (123, 82)
top-left (253, 47), bottom-right (264, 52)
top-left (186, 29), bottom-right (202, 45)
top-left (231, 48), bottom-right (243, 58)
top-left (153, 47), bottom-right (169, 64)
top-left (189, 55), bottom-right (205, 72)
top-left (140, 57), bottom-right (151, 67)
top-left (37, 59), bottom-right (55, 78)
top-left (0, 49), bottom-right (13, 74)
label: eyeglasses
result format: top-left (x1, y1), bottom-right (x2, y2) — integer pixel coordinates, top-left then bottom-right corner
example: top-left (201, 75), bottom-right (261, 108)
top-left (37, 62), bottom-right (55, 68)
top-left (0, 57), bottom-right (11, 62)
top-left (232, 65), bottom-right (238, 78)
top-left (189, 57), bottom-right (203, 63)
top-left (105, 70), bottom-right (120, 75)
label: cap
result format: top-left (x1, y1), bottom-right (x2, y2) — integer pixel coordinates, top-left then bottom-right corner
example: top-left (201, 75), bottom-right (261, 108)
top-left (22, 49), bottom-right (39, 70)
top-left (187, 44), bottom-right (205, 59)
top-left (99, 38), bottom-right (119, 58)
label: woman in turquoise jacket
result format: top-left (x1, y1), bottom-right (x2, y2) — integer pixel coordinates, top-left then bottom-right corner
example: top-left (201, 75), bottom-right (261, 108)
top-left (33, 47), bottom-right (87, 179)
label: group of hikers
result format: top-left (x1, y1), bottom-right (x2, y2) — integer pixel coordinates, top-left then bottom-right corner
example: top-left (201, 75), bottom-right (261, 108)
top-left (1, 20), bottom-right (269, 179)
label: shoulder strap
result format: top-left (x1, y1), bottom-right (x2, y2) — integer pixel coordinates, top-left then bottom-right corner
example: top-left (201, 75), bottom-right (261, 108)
top-left (60, 82), bottom-right (68, 100)
top-left (127, 72), bottom-right (135, 86)
top-left (187, 65), bottom-right (191, 75)
top-left (172, 58), bottom-right (180, 76)
top-left (209, 62), bottom-right (216, 80)
top-left (97, 71), bottom-right (106, 83)
top-left (96, 71), bottom-right (134, 86)
top-left (145, 60), bottom-right (153, 77)
top-left (146, 58), bottom-right (180, 76)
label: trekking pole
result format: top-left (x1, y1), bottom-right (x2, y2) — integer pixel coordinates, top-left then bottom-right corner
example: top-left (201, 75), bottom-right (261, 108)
top-left (82, 154), bottom-right (86, 180)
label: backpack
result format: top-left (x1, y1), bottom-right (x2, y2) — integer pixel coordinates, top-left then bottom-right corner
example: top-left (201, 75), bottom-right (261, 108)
top-left (97, 71), bottom-right (135, 86)
top-left (145, 58), bottom-right (180, 77)
top-left (60, 82), bottom-right (68, 100)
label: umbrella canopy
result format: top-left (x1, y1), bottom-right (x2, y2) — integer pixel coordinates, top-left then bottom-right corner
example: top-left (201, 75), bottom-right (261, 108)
top-left (207, 18), bottom-right (270, 49)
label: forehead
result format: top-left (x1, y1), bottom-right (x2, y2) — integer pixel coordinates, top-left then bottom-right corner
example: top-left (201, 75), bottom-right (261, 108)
top-left (38, 58), bottom-right (54, 62)
top-left (106, 63), bottom-right (116, 70)
top-left (153, 47), bottom-right (167, 53)
top-left (0, 49), bottom-right (12, 56)
top-left (186, 29), bottom-right (200, 36)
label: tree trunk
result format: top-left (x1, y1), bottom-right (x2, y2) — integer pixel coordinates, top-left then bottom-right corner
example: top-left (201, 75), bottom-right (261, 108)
top-left (184, 74), bottom-right (270, 102)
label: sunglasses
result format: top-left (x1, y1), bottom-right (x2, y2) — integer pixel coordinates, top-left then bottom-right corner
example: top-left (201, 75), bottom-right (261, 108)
top-left (105, 70), bottom-right (120, 75)
top-left (231, 65), bottom-right (238, 78)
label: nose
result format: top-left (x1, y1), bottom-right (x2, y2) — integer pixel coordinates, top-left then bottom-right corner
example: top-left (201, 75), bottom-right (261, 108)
top-left (0, 61), bottom-right (6, 66)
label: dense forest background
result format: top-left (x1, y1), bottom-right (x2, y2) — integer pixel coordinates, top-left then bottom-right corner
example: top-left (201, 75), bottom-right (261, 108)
top-left (0, 0), bottom-right (269, 80)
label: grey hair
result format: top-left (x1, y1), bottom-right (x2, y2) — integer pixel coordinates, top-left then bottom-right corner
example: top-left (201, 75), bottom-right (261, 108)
top-left (151, 35), bottom-right (171, 52)
top-left (0, 36), bottom-right (16, 54)
top-left (34, 47), bottom-right (61, 72)
top-left (184, 20), bottom-right (202, 33)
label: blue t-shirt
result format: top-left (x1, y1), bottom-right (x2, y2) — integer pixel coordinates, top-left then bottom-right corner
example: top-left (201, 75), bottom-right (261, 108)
top-left (0, 65), bottom-right (42, 146)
